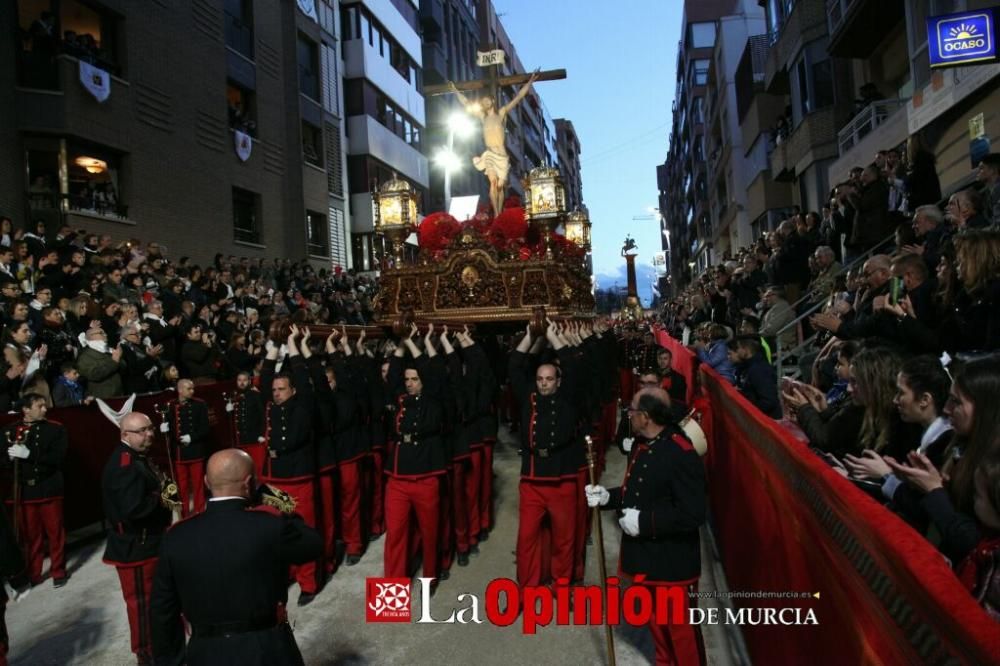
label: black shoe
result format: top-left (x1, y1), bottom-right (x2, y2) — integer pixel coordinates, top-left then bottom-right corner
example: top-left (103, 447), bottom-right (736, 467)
top-left (585, 535), bottom-right (593, 546)
top-left (470, 544), bottom-right (480, 556)
top-left (297, 592), bottom-right (317, 607)
top-left (369, 531), bottom-right (384, 542)
top-left (478, 530), bottom-right (490, 542)
top-left (345, 554), bottom-right (361, 566)
top-left (53, 575), bottom-right (69, 589)
top-left (438, 569), bottom-right (451, 581)
top-left (457, 552), bottom-right (470, 567)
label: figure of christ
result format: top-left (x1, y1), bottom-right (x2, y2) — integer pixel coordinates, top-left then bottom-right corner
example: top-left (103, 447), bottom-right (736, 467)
top-left (448, 70), bottom-right (540, 216)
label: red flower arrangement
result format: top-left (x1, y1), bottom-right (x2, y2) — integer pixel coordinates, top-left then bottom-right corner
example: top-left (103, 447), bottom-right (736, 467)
top-left (417, 212), bottom-right (461, 253)
top-left (492, 207), bottom-right (528, 243)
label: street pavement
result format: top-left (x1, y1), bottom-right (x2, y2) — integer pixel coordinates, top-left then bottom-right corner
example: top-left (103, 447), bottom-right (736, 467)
top-left (7, 426), bottom-right (749, 665)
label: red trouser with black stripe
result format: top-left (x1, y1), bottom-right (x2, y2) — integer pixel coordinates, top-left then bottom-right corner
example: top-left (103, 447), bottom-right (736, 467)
top-left (262, 476), bottom-right (319, 594)
top-left (383, 476), bottom-right (441, 580)
top-left (368, 448), bottom-right (386, 536)
top-left (318, 467), bottom-right (337, 572)
top-left (174, 459), bottom-right (205, 517)
top-left (13, 498), bottom-right (66, 584)
top-left (114, 558), bottom-right (158, 658)
top-left (238, 441), bottom-right (266, 479)
top-left (516, 477), bottom-right (577, 587)
top-left (338, 459), bottom-right (364, 557)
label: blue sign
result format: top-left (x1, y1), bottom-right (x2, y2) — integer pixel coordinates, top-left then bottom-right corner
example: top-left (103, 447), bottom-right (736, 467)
top-left (928, 9), bottom-right (999, 68)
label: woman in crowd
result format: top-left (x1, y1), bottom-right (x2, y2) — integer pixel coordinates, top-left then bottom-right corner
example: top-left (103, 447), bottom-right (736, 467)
top-left (886, 357), bottom-right (1000, 577)
top-left (843, 355), bottom-right (954, 502)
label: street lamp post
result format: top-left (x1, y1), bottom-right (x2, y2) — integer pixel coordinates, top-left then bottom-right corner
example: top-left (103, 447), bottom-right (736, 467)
top-left (435, 111), bottom-right (475, 213)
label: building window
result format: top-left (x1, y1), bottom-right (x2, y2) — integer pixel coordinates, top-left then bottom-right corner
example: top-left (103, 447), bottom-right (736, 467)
top-left (67, 143), bottom-right (125, 218)
top-left (297, 33), bottom-right (320, 101)
top-left (321, 43), bottom-right (339, 115)
top-left (329, 206), bottom-right (347, 267)
top-left (227, 82), bottom-right (257, 136)
top-left (692, 59), bottom-right (709, 86)
top-left (307, 210), bottom-right (329, 256)
top-left (225, 0), bottom-right (254, 59)
top-left (325, 121), bottom-right (344, 195)
top-left (688, 22), bottom-right (716, 49)
top-left (318, 0), bottom-right (335, 35)
top-left (232, 187), bottom-right (261, 244)
top-left (302, 121), bottom-right (323, 167)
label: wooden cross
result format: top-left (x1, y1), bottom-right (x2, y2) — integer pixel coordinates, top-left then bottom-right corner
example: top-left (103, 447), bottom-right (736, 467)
top-left (423, 67), bottom-right (567, 105)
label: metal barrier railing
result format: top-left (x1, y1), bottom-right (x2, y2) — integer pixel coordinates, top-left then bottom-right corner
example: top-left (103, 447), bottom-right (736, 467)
top-left (772, 230), bottom-right (897, 386)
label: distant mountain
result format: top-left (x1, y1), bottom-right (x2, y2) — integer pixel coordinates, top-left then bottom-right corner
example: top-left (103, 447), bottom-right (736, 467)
top-left (594, 261), bottom-right (658, 302)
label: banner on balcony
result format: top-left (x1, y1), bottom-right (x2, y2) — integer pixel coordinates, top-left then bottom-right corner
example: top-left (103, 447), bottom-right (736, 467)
top-left (296, 0), bottom-right (318, 22)
top-left (234, 130), bottom-right (253, 162)
top-left (927, 8), bottom-right (999, 68)
top-left (78, 60), bottom-right (110, 103)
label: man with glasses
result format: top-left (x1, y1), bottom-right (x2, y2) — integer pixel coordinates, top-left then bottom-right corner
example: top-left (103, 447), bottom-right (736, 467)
top-left (102, 411), bottom-right (174, 666)
top-left (811, 254), bottom-right (892, 337)
top-left (586, 388), bottom-right (707, 666)
top-left (77, 327), bottom-right (123, 399)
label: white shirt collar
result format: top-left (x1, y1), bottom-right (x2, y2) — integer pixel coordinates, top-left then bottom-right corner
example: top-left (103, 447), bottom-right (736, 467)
top-left (920, 416), bottom-right (953, 451)
top-left (208, 496), bottom-right (247, 502)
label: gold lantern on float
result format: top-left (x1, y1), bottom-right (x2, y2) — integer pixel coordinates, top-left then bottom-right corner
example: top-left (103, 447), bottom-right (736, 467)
top-left (522, 166), bottom-right (566, 258)
top-left (564, 207), bottom-right (592, 250)
top-left (373, 174), bottom-right (419, 266)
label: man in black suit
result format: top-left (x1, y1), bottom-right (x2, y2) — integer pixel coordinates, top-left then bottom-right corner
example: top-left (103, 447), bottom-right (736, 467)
top-left (586, 388), bottom-right (706, 666)
top-left (655, 347), bottom-right (688, 411)
top-left (151, 448), bottom-right (321, 666)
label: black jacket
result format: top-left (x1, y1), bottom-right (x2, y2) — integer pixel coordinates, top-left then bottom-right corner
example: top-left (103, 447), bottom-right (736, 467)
top-left (386, 355), bottom-right (449, 477)
top-left (101, 442), bottom-right (173, 565)
top-left (310, 355), bottom-right (369, 469)
top-left (233, 388), bottom-right (265, 446)
top-left (151, 498), bottom-right (320, 666)
top-left (260, 357), bottom-right (315, 481)
top-left (735, 353), bottom-right (782, 419)
top-left (165, 398), bottom-right (211, 462)
top-left (603, 425), bottom-right (706, 583)
top-left (509, 348), bottom-right (584, 479)
top-left (1, 419), bottom-right (67, 500)
top-left (445, 344), bottom-right (497, 459)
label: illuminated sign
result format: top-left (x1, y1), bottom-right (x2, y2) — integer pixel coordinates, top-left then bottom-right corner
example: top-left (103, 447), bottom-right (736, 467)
top-left (928, 9), bottom-right (999, 68)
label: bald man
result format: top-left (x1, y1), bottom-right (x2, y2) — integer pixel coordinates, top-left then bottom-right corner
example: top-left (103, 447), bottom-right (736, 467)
top-left (586, 388), bottom-right (707, 666)
top-left (102, 411), bottom-right (174, 665)
top-left (151, 449), bottom-right (320, 665)
top-left (508, 321), bottom-right (585, 588)
top-left (159, 379), bottom-right (211, 516)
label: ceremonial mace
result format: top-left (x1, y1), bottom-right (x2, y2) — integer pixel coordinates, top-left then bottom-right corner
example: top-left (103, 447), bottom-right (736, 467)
top-left (5, 431), bottom-right (21, 543)
top-left (585, 435), bottom-right (616, 666)
top-left (154, 403), bottom-right (183, 523)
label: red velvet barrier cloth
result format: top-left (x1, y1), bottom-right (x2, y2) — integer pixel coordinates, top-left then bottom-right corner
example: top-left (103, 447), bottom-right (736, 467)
top-left (700, 366), bottom-right (999, 663)
top-left (0, 382), bottom-right (236, 532)
top-left (651, 327), bottom-right (998, 661)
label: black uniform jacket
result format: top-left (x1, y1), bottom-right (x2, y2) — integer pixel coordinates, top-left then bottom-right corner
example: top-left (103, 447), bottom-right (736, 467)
top-left (445, 344), bottom-right (497, 459)
top-left (2, 419), bottom-right (67, 501)
top-left (233, 388), bottom-right (265, 445)
top-left (261, 357), bottom-right (315, 481)
top-left (386, 355), bottom-right (448, 478)
top-left (101, 442), bottom-right (173, 565)
top-left (310, 355), bottom-right (369, 469)
top-left (604, 425), bottom-right (706, 583)
top-left (151, 498), bottom-right (321, 666)
top-left (166, 398), bottom-right (211, 462)
top-left (509, 347), bottom-right (584, 480)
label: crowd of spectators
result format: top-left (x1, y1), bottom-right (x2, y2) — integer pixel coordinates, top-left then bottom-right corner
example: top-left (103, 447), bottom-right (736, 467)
top-left (0, 217), bottom-right (378, 411)
top-left (657, 145), bottom-right (1000, 620)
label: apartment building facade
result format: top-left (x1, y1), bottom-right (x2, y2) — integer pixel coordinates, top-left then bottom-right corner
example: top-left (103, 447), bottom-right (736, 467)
top-left (4, 0), bottom-right (350, 268)
top-left (554, 118), bottom-right (583, 211)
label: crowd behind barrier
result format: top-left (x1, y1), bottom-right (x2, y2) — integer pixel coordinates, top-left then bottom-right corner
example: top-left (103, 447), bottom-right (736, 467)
top-left (654, 327), bottom-right (1000, 662)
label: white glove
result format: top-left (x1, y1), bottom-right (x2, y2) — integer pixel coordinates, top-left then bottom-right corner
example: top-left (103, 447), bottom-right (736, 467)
top-left (622, 437), bottom-right (634, 453)
top-left (225, 402), bottom-right (234, 413)
top-left (159, 422), bottom-right (169, 433)
top-left (7, 444), bottom-right (29, 460)
top-left (619, 508), bottom-right (640, 537)
top-left (585, 484), bottom-right (610, 508)
top-left (180, 434), bottom-right (192, 444)
top-left (257, 436), bottom-right (265, 443)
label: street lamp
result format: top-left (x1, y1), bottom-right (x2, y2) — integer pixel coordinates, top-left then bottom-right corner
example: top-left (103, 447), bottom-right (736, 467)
top-left (437, 110), bottom-right (475, 213)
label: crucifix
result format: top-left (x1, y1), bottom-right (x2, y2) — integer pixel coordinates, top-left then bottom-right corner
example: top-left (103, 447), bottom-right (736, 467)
top-left (423, 47), bottom-right (565, 216)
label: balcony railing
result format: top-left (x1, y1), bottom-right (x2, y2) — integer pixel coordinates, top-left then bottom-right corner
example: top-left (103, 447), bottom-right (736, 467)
top-left (27, 192), bottom-right (129, 220)
top-left (837, 99), bottom-right (907, 155)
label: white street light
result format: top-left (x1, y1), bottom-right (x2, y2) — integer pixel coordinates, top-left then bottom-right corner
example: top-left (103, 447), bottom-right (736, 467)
top-left (434, 147), bottom-right (462, 173)
top-left (448, 112), bottom-right (476, 139)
